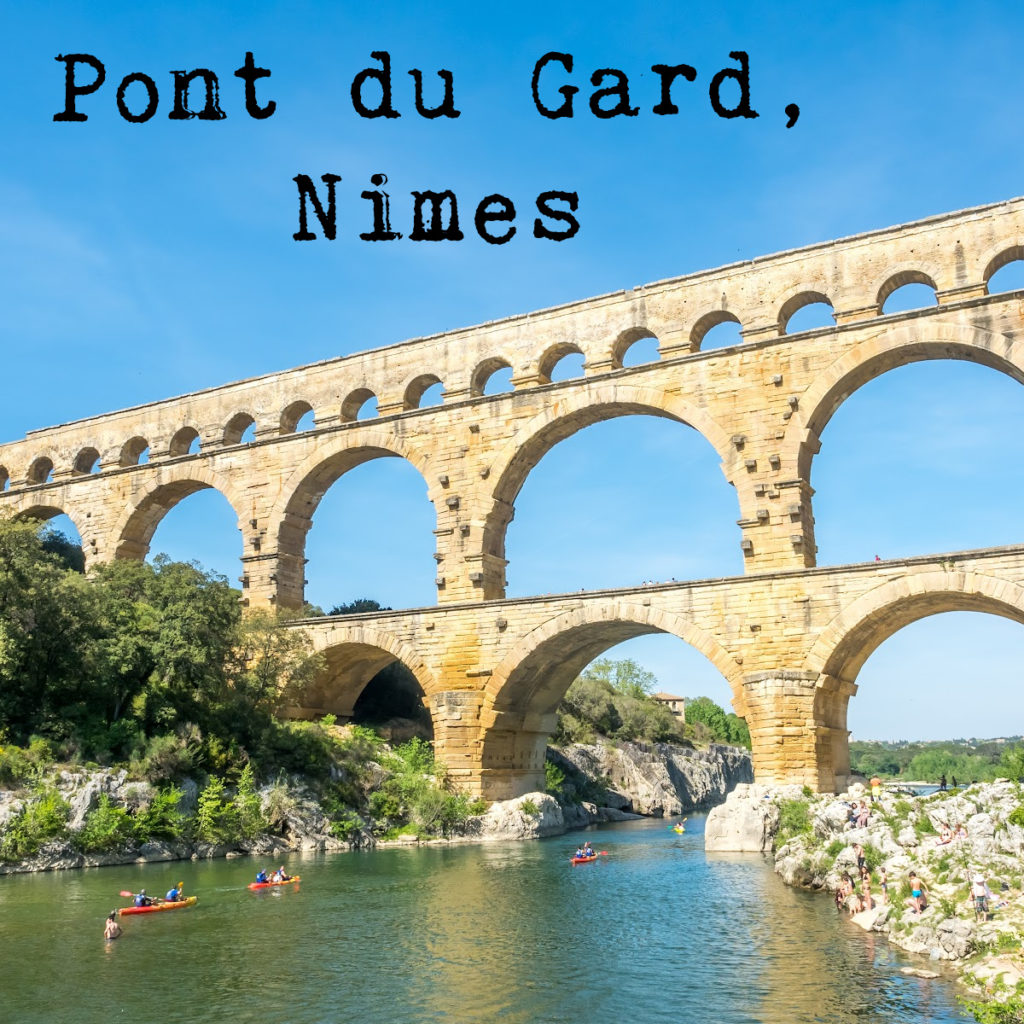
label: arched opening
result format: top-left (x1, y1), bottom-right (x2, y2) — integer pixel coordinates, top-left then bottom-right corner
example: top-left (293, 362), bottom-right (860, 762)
top-left (811, 360), bottom-right (1024, 564)
top-left (119, 437), bottom-right (150, 466)
top-left (481, 606), bottom-right (743, 798)
top-left (16, 508), bottom-right (85, 571)
top-left (538, 343), bottom-right (585, 383)
top-left (169, 426), bottom-right (201, 457)
top-left (611, 328), bottom-right (658, 368)
top-left (470, 357), bottom-right (514, 397)
top-left (72, 447), bottom-right (101, 476)
top-left (985, 247), bottom-right (1024, 294)
top-left (404, 374), bottom-right (444, 410)
top-left (283, 446), bottom-right (435, 612)
top-left (224, 412), bottom-right (256, 445)
top-left (114, 479), bottom-right (241, 579)
top-left (281, 401), bottom-right (315, 434)
top-left (780, 292), bottom-right (835, 334)
top-left (341, 388), bottom-right (379, 422)
top-left (503, 413), bottom-right (739, 596)
top-left (879, 272), bottom-right (939, 314)
top-left (0, 465), bottom-right (9, 492)
top-left (690, 311), bottom-right (742, 351)
top-left (296, 642), bottom-right (434, 742)
top-left (27, 456), bottom-right (54, 484)
top-left (847, 612), bottom-right (1024, 745)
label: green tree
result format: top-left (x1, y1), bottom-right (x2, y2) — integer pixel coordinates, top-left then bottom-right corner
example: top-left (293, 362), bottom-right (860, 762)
top-left (328, 598), bottom-right (391, 615)
top-left (579, 657), bottom-right (657, 699)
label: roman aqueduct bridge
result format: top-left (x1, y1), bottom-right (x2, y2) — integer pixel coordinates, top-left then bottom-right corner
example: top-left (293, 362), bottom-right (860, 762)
top-left (3, 197), bottom-right (1024, 798)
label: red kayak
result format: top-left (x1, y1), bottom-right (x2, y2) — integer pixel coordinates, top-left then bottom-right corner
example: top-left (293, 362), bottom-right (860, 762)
top-left (248, 875), bottom-right (300, 890)
top-left (570, 854), bottom-right (598, 865)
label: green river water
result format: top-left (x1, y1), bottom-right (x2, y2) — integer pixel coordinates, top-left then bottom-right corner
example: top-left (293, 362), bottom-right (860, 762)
top-left (0, 816), bottom-right (969, 1023)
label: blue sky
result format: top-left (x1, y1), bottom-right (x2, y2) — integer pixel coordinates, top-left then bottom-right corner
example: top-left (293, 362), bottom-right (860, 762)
top-left (4, 1), bottom-right (1024, 741)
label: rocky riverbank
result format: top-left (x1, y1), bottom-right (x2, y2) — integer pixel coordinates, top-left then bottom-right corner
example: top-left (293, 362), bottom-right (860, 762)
top-left (0, 740), bottom-right (752, 874)
top-left (706, 780), bottom-right (1024, 1010)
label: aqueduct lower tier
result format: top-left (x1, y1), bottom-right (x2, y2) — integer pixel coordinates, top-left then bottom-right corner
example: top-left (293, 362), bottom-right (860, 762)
top-left (287, 547), bottom-right (1024, 798)
top-left (2, 196), bottom-right (1024, 793)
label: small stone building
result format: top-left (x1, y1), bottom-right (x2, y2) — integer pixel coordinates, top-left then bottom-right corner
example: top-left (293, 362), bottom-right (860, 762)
top-left (653, 693), bottom-right (686, 722)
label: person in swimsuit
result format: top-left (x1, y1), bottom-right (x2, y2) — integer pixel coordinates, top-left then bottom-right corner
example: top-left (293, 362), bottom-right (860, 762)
top-left (104, 912), bottom-right (122, 940)
top-left (904, 871), bottom-right (928, 914)
top-left (879, 867), bottom-right (888, 905)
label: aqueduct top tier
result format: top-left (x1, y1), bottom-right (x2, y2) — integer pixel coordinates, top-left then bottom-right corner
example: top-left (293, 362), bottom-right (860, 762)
top-left (2, 196), bottom-right (1024, 609)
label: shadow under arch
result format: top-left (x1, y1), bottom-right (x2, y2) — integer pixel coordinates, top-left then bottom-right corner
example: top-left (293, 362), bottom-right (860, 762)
top-left (111, 470), bottom-right (245, 561)
top-left (294, 626), bottom-right (438, 721)
top-left (790, 322), bottom-right (1024, 481)
top-left (485, 600), bottom-right (743, 717)
top-left (480, 383), bottom-right (737, 583)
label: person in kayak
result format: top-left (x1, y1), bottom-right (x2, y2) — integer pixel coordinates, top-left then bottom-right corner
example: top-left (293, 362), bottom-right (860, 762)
top-left (165, 882), bottom-right (185, 902)
top-left (132, 889), bottom-right (152, 908)
top-left (104, 912), bottom-right (122, 940)
top-left (272, 866), bottom-right (293, 882)
top-left (256, 869), bottom-right (269, 884)
top-left (582, 842), bottom-right (595, 857)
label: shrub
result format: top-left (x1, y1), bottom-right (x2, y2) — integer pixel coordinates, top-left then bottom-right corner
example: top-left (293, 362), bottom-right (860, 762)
top-left (776, 799), bottom-right (813, 846)
top-left (263, 777), bottom-right (297, 832)
top-left (826, 839), bottom-right (845, 858)
top-left (913, 814), bottom-right (936, 837)
top-left (75, 794), bottom-right (136, 852)
top-left (195, 775), bottom-right (240, 844)
top-left (328, 810), bottom-right (365, 842)
top-left (134, 786), bottom-right (187, 841)
top-left (861, 843), bottom-right (884, 873)
top-left (1008, 805), bottom-right (1024, 828)
top-left (234, 763), bottom-right (266, 839)
top-left (520, 799), bottom-right (540, 817)
top-left (545, 761), bottom-right (566, 798)
top-left (0, 789), bottom-right (70, 860)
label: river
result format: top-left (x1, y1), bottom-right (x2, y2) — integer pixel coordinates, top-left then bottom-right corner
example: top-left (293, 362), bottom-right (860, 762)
top-left (0, 816), bottom-right (969, 1023)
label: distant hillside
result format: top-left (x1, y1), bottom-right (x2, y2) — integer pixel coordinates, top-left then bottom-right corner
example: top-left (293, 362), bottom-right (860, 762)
top-left (850, 737), bottom-right (1024, 781)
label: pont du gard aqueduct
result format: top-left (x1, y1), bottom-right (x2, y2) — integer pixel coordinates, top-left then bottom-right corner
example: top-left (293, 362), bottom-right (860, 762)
top-left (3, 197), bottom-right (1024, 799)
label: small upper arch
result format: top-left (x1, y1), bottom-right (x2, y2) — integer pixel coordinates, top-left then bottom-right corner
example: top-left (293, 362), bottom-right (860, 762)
top-left (281, 400), bottom-right (315, 434)
top-left (341, 387), bottom-right (379, 422)
top-left (0, 465), bottom-right (9, 492)
top-left (983, 244), bottom-right (1024, 293)
top-left (223, 411), bottom-right (256, 445)
top-left (610, 327), bottom-right (658, 368)
top-left (168, 426), bottom-right (201, 457)
top-left (876, 269), bottom-right (939, 314)
top-left (470, 357), bottom-right (514, 397)
top-left (120, 436), bottom-right (150, 467)
top-left (27, 455), bottom-right (54, 484)
top-left (72, 447), bottom-right (101, 476)
top-left (778, 290), bottom-right (834, 335)
top-left (690, 310), bottom-right (743, 351)
top-left (537, 342), bottom-right (585, 383)
top-left (403, 374), bottom-right (444, 410)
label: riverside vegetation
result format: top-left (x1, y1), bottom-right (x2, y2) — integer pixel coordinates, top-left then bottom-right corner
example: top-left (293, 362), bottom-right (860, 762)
top-left (0, 516), bottom-right (750, 868)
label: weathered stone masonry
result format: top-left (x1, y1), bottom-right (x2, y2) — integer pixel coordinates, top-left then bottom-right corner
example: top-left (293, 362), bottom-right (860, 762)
top-left (2, 197), bottom-right (1024, 797)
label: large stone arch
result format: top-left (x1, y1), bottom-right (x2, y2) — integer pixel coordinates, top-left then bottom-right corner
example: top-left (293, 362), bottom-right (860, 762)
top-left (485, 600), bottom-right (743, 716)
top-left (267, 430), bottom-right (435, 607)
top-left (790, 322), bottom-right (1024, 481)
top-left (110, 469), bottom-right (246, 561)
top-left (800, 570), bottom-right (1024, 790)
top-left (480, 382), bottom-right (738, 574)
top-left (293, 623), bottom-right (439, 719)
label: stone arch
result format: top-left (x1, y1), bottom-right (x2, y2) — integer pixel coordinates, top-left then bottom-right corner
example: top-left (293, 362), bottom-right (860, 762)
top-left (485, 601), bottom-right (743, 719)
top-left (14, 501), bottom-right (84, 533)
top-left (72, 446), bottom-right (101, 476)
top-left (537, 342), bottom-right (585, 383)
top-left (341, 387), bottom-right (378, 422)
top-left (469, 357), bottom-right (513, 397)
top-left (168, 425), bottom-right (201, 457)
top-left (791, 322), bottom-right (1024, 481)
top-left (982, 243), bottom-right (1024, 291)
top-left (119, 436), bottom-right (150, 467)
top-left (110, 469), bottom-right (245, 561)
top-left (403, 373), bottom-right (444, 410)
top-left (610, 327), bottom-right (657, 368)
top-left (778, 290), bottom-right (834, 335)
top-left (268, 430), bottom-right (434, 605)
top-left (875, 268), bottom-right (939, 313)
top-left (296, 625), bottom-right (439, 718)
top-left (223, 411), bottom-right (256, 445)
top-left (481, 382), bottom-right (737, 573)
top-left (27, 455), bottom-right (54, 484)
top-left (0, 465), bottom-right (8, 492)
top-left (280, 400), bottom-right (315, 435)
top-left (689, 310), bottom-right (742, 351)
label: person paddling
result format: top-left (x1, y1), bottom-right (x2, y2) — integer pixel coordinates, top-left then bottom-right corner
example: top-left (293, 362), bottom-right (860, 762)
top-left (165, 881), bottom-right (185, 903)
top-left (132, 889), bottom-right (152, 908)
top-left (256, 869), bottom-right (269, 884)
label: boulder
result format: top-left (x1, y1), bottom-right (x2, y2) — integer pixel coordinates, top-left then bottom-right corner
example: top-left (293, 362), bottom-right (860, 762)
top-left (705, 786), bottom-right (780, 853)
